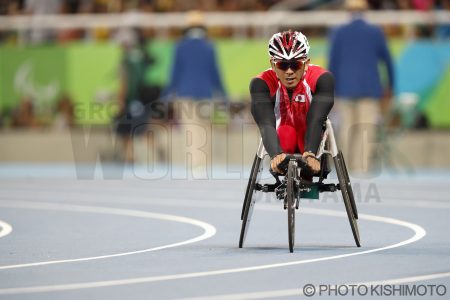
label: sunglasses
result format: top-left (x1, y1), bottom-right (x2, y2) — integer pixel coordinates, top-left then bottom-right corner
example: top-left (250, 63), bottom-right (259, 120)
top-left (273, 60), bottom-right (305, 71)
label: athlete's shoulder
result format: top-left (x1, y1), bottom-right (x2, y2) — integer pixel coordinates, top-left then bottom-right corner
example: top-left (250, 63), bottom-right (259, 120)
top-left (255, 69), bottom-right (279, 97)
top-left (306, 64), bottom-right (328, 78)
top-left (305, 64), bottom-right (329, 93)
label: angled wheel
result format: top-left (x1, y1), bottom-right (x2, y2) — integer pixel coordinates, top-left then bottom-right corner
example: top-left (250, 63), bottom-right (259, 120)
top-left (239, 154), bottom-right (263, 248)
top-left (337, 150), bottom-right (358, 219)
top-left (287, 160), bottom-right (297, 253)
top-left (241, 154), bottom-right (258, 220)
top-left (334, 154), bottom-right (361, 247)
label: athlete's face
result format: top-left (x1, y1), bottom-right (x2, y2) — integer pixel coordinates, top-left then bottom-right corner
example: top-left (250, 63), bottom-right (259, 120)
top-left (271, 59), bottom-right (309, 89)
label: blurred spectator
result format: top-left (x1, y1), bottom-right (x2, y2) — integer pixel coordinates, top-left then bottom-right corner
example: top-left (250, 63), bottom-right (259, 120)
top-left (53, 93), bottom-right (75, 129)
top-left (395, 0), bottom-right (411, 9)
top-left (4, 0), bottom-right (448, 14)
top-left (1, 0), bottom-right (24, 15)
top-left (138, 0), bottom-right (155, 12)
top-left (0, 1), bottom-right (7, 14)
top-left (435, 0), bottom-right (450, 39)
top-left (218, 0), bottom-right (240, 11)
top-left (11, 95), bottom-right (40, 128)
top-left (164, 11), bottom-right (226, 101)
top-left (57, 0), bottom-right (88, 43)
top-left (163, 10), bottom-right (227, 177)
top-left (113, 27), bottom-right (158, 163)
top-left (0, 1), bottom-right (24, 44)
top-left (411, 0), bottom-right (435, 10)
top-left (328, 0), bottom-right (394, 175)
top-left (25, 0), bottom-right (62, 44)
top-left (367, 0), bottom-right (397, 9)
top-left (62, 0), bottom-right (92, 13)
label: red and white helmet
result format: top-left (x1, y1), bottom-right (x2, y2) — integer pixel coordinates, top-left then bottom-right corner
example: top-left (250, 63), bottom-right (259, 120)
top-left (268, 30), bottom-right (310, 60)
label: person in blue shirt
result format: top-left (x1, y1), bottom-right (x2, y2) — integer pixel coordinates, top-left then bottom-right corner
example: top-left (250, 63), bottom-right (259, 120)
top-left (164, 11), bottom-right (226, 101)
top-left (164, 11), bottom-right (227, 178)
top-left (328, 0), bottom-right (394, 175)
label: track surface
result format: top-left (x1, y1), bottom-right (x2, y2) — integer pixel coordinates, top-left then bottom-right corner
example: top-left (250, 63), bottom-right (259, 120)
top-left (0, 165), bottom-right (449, 299)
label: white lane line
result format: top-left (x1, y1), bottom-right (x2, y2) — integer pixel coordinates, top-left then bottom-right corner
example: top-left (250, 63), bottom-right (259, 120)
top-left (0, 201), bottom-right (216, 270)
top-left (0, 207), bottom-right (426, 295)
top-left (178, 271), bottom-right (450, 300)
top-left (0, 220), bottom-right (13, 238)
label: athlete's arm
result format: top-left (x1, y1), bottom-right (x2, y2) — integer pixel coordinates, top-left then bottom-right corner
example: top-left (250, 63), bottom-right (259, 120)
top-left (250, 77), bottom-right (283, 158)
top-left (304, 71), bottom-right (335, 154)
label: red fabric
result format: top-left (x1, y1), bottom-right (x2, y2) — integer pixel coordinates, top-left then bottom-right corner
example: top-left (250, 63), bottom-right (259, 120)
top-left (257, 65), bottom-right (326, 96)
top-left (304, 64), bottom-right (327, 93)
top-left (278, 124), bottom-right (304, 154)
top-left (411, 0), bottom-right (433, 11)
top-left (256, 69), bottom-right (279, 97)
top-left (277, 82), bottom-right (309, 153)
top-left (257, 64), bottom-right (327, 154)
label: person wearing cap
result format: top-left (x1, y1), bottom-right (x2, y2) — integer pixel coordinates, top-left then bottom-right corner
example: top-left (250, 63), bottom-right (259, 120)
top-left (250, 30), bottom-right (335, 174)
top-left (328, 0), bottom-right (394, 174)
top-left (164, 10), bottom-right (226, 103)
top-left (164, 10), bottom-right (226, 178)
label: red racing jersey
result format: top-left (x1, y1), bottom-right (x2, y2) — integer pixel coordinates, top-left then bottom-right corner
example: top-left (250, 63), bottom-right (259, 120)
top-left (255, 65), bottom-right (327, 153)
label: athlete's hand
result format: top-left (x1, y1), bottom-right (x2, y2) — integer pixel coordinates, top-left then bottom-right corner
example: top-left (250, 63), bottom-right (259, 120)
top-left (303, 151), bottom-right (320, 174)
top-left (271, 153), bottom-right (287, 174)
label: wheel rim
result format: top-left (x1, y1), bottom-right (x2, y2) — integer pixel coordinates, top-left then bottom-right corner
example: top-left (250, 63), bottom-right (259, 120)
top-left (334, 155), bottom-right (361, 247)
top-left (338, 151), bottom-right (358, 219)
top-left (241, 154), bottom-right (258, 220)
top-left (287, 161), bottom-right (296, 253)
top-left (239, 156), bottom-right (263, 248)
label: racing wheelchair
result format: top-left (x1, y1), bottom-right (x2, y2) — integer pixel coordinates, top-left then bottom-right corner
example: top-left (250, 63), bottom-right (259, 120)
top-left (239, 119), bottom-right (360, 253)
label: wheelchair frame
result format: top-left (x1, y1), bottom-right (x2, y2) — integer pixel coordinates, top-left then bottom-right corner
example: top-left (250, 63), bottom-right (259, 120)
top-left (239, 119), bottom-right (361, 253)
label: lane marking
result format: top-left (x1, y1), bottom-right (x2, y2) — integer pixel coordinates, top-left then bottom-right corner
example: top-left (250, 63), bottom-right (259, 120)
top-left (0, 220), bottom-right (13, 238)
top-left (0, 205), bottom-right (426, 294)
top-left (0, 201), bottom-right (216, 270)
top-left (178, 271), bottom-right (450, 300)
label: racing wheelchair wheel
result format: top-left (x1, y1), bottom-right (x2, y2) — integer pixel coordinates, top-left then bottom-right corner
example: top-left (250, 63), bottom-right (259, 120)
top-left (241, 154), bottom-right (258, 220)
top-left (337, 150), bottom-right (358, 219)
top-left (239, 154), bottom-right (263, 248)
top-left (334, 153), bottom-right (361, 247)
top-left (287, 160), bottom-right (297, 253)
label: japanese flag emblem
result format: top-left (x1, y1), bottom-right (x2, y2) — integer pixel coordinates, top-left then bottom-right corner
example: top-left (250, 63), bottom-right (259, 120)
top-left (295, 95), bottom-right (306, 103)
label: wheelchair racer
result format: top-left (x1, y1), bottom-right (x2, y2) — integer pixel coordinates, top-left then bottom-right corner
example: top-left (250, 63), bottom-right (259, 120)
top-left (250, 30), bottom-right (334, 174)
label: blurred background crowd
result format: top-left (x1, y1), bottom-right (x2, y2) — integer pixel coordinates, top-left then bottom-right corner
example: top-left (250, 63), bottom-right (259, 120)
top-left (0, 0), bottom-right (449, 173)
top-left (1, 0), bottom-right (449, 14)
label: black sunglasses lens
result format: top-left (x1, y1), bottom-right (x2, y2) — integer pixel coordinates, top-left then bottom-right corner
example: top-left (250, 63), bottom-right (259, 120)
top-left (276, 61), bottom-right (289, 70)
top-left (276, 61), bottom-right (301, 71)
top-left (291, 61), bottom-right (302, 70)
